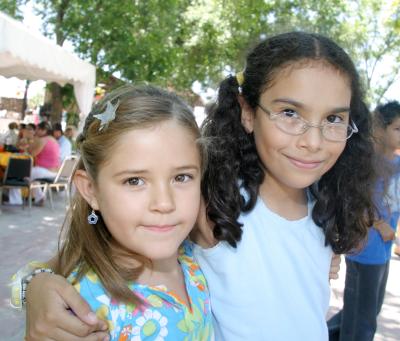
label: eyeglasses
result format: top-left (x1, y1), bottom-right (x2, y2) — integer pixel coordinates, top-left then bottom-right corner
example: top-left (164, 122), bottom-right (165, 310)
top-left (257, 103), bottom-right (358, 142)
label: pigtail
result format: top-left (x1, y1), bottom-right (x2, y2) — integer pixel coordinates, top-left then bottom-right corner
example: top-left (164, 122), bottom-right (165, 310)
top-left (202, 75), bottom-right (263, 247)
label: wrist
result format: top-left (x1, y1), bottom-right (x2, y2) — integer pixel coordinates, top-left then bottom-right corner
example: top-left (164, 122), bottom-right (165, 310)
top-left (22, 268), bottom-right (55, 307)
top-left (10, 262), bottom-right (54, 309)
top-left (374, 220), bottom-right (385, 231)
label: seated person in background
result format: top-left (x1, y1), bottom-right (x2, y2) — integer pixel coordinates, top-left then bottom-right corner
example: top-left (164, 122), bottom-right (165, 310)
top-left (27, 123), bottom-right (37, 131)
top-left (5, 123), bottom-right (37, 204)
top-left (18, 123), bottom-right (26, 139)
top-left (52, 123), bottom-right (72, 162)
top-left (29, 122), bottom-right (60, 203)
top-left (64, 126), bottom-right (77, 152)
top-left (17, 123), bottom-right (36, 152)
top-left (3, 122), bottom-right (19, 151)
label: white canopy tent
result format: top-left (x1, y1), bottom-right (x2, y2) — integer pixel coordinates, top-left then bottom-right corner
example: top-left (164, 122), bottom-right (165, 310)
top-left (0, 11), bottom-right (95, 118)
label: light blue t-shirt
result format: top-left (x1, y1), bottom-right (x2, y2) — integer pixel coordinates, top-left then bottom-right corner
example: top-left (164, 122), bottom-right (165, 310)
top-left (347, 155), bottom-right (400, 265)
top-left (193, 197), bottom-right (332, 341)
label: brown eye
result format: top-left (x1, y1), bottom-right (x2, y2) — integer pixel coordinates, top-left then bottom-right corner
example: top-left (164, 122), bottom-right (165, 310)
top-left (175, 174), bottom-right (192, 183)
top-left (126, 177), bottom-right (144, 186)
top-left (280, 109), bottom-right (299, 118)
top-left (326, 114), bottom-right (344, 124)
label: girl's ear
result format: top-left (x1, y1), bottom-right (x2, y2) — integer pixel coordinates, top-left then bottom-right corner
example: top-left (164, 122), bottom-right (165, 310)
top-left (73, 169), bottom-right (100, 210)
top-left (238, 95), bottom-right (255, 133)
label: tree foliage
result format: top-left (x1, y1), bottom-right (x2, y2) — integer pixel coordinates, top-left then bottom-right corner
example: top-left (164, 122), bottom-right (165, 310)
top-left (19, 0), bottom-right (400, 108)
top-left (338, 0), bottom-right (400, 104)
top-left (0, 0), bottom-right (26, 19)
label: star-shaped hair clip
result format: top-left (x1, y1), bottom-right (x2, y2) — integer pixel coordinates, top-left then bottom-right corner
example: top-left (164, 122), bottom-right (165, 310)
top-left (93, 100), bottom-right (120, 131)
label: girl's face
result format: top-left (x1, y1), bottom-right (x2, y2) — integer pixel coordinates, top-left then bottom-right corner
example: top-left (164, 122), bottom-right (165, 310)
top-left (85, 120), bottom-right (201, 263)
top-left (241, 62), bottom-right (351, 192)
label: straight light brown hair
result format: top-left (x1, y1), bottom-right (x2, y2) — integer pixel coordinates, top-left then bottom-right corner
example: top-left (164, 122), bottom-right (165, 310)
top-left (56, 85), bottom-right (207, 306)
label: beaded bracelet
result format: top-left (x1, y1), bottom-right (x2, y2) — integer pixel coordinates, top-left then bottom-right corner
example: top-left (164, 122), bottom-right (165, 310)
top-left (10, 264), bottom-right (54, 309)
top-left (21, 268), bottom-right (54, 306)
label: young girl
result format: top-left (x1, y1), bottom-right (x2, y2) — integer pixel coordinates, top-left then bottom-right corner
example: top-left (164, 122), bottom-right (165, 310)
top-left (24, 85), bottom-right (214, 341)
top-left (23, 32), bottom-right (375, 341)
top-left (328, 101), bottom-right (400, 341)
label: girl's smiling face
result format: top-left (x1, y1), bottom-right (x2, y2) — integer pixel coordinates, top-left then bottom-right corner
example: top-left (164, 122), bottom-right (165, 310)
top-left (241, 62), bottom-right (352, 193)
top-left (78, 119), bottom-right (202, 263)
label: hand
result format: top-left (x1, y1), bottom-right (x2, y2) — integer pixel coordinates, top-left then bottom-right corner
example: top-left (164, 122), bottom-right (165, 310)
top-left (25, 273), bottom-right (109, 341)
top-left (329, 254), bottom-right (341, 280)
top-left (375, 220), bottom-right (396, 242)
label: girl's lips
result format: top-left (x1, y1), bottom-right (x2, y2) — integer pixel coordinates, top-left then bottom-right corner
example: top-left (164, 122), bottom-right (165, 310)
top-left (286, 156), bottom-right (323, 169)
top-left (142, 225), bottom-right (176, 232)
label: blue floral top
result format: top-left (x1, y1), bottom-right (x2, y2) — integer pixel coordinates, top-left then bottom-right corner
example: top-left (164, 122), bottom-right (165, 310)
top-left (68, 241), bottom-right (213, 341)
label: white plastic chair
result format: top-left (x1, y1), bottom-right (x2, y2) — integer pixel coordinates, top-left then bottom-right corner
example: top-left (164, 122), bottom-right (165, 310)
top-left (35, 155), bottom-right (79, 209)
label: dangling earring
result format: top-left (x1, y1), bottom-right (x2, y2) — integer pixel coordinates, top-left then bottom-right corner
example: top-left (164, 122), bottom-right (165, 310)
top-left (87, 209), bottom-right (99, 225)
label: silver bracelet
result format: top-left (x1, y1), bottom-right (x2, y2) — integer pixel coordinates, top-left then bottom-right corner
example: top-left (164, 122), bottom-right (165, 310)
top-left (21, 268), bottom-right (54, 307)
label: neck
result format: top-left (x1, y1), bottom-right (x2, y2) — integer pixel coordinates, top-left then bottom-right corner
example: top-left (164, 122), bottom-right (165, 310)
top-left (259, 174), bottom-right (308, 220)
top-left (376, 143), bottom-right (397, 160)
top-left (113, 249), bottom-right (182, 286)
top-left (384, 149), bottom-right (397, 160)
top-left (111, 244), bottom-right (180, 282)
top-left (137, 253), bottom-right (182, 286)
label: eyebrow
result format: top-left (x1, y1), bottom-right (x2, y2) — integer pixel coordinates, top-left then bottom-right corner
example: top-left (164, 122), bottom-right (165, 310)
top-left (113, 165), bottom-right (200, 177)
top-left (271, 97), bottom-right (350, 114)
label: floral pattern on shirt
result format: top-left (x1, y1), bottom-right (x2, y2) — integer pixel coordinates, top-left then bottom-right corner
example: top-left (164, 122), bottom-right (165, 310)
top-left (68, 241), bottom-right (213, 341)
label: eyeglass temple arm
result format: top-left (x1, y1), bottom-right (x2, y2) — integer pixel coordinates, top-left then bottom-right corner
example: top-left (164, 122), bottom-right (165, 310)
top-left (350, 120), bottom-right (358, 133)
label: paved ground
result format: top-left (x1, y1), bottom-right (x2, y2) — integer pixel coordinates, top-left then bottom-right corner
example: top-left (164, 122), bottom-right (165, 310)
top-left (328, 253), bottom-right (400, 341)
top-left (0, 195), bottom-right (66, 341)
top-left (0, 194), bottom-right (399, 340)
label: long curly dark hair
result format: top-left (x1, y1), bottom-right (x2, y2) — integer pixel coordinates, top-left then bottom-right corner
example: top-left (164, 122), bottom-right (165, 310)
top-left (202, 31), bottom-right (376, 253)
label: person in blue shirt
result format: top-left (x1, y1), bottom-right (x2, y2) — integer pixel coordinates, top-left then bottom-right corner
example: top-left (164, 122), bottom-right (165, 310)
top-left (328, 101), bottom-right (400, 341)
top-left (52, 122), bottom-right (72, 162)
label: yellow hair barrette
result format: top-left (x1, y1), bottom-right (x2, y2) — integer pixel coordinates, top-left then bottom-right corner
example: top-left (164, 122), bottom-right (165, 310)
top-left (236, 71), bottom-right (244, 87)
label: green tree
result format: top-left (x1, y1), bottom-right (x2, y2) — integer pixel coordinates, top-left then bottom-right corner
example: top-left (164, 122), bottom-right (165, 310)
top-left (0, 0), bottom-right (26, 19)
top-left (339, 0), bottom-right (400, 104)
top-left (33, 0), bottom-right (72, 123)
top-left (33, 0), bottom-right (193, 87)
top-left (24, 0), bottom-right (400, 110)
top-left (182, 0), bottom-right (349, 87)
top-left (30, 0), bottom-right (196, 120)
top-left (185, 0), bottom-right (400, 104)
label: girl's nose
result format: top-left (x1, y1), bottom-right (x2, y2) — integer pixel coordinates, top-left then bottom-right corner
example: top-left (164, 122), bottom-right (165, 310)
top-left (149, 183), bottom-right (176, 213)
top-left (297, 126), bottom-right (323, 152)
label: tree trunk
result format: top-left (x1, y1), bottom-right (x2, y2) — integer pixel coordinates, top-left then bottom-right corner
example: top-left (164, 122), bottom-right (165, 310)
top-left (21, 80), bottom-right (30, 120)
top-left (49, 82), bottom-right (63, 124)
top-left (47, 0), bottom-right (69, 125)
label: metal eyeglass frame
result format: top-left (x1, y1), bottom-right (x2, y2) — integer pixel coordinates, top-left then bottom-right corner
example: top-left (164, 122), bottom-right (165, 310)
top-left (257, 103), bottom-right (359, 142)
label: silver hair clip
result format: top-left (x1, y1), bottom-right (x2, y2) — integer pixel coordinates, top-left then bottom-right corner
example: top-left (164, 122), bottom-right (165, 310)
top-left (93, 100), bottom-right (120, 131)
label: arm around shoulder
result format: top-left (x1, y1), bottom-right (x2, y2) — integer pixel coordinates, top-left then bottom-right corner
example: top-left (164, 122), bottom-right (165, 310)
top-left (25, 272), bottom-right (109, 340)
